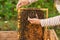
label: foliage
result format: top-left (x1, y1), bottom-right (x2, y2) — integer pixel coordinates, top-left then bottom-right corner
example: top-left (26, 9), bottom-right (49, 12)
top-left (22, 0), bottom-right (60, 17)
top-left (0, 0), bottom-right (17, 20)
top-left (0, 20), bottom-right (17, 31)
top-left (0, 0), bottom-right (60, 20)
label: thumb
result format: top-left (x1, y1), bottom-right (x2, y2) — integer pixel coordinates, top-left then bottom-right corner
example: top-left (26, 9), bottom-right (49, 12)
top-left (16, 3), bottom-right (22, 10)
top-left (28, 16), bottom-right (31, 20)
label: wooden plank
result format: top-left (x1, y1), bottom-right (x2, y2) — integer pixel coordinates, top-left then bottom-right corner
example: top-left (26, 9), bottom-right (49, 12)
top-left (49, 29), bottom-right (59, 40)
top-left (18, 8), bottom-right (21, 39)
top-left (44, 29), bottom-right (59, 40)
top-left (0, 31), bottom-right (18, 40)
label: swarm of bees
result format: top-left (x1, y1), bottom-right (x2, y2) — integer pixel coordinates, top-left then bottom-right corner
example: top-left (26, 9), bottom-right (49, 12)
top-left (19, 9), bottom-right (44, 40)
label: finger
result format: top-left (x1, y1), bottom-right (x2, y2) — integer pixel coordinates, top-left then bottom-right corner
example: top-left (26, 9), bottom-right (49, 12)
top-left (28, 16), bottom-right (31, 20)
top-left (29, 20), bottom-right (33, 24)
top-left (28, 19), bottom-right (34, 23)
top-left (16, 3), bottom-right (22, 10)
top-left (28, 19), bottom-right (33, 21)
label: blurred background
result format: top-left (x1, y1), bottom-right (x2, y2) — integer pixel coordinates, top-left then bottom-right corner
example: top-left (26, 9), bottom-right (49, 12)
top-left (0, 0), bottom-right (18, 31)
top-left (0, 0), bottom-right (60, 39)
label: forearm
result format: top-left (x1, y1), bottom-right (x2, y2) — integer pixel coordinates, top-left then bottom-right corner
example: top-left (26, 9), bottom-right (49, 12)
top-left (17, 0), bottom-right (38, 9)
top-left (18, 0), bottom-right (38, 3)
top-left (40, 15), bottom-right (60, 27)
top-left (29, 0), bottom-right (38, 4)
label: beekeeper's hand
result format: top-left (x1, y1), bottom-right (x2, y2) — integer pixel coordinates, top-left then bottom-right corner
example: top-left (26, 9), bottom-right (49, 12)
top-left (28, 18), bottom-right (40, 24)
top-left (16, 0), bottom-right (38, 9)
top-left (16, 0), bottom-right (29, 9)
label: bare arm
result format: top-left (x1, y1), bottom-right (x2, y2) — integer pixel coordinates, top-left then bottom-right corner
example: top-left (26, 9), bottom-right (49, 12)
top-left (29, 0), bottom-right (38, 4)
top-left (16, 0), bottom-right (38, 9)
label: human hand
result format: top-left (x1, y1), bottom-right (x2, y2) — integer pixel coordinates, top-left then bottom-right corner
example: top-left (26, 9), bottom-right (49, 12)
top-left (16, 0), bottom-right (29, 9)
top-left (28, 18), bottom-right (40, 24)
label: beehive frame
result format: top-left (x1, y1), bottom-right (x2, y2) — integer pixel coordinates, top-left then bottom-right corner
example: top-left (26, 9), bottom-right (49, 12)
top-left (17, 8), bottom-right (48, 40)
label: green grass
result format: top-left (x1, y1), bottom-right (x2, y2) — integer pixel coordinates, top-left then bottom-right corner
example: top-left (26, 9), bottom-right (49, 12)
top-left (55, 28), bottom-right (60, 40)
top-left (0, 20), bottom-right (18, 31)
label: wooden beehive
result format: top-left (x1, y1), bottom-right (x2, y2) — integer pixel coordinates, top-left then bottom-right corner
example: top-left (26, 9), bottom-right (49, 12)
top-left (18, 8), bottom-right (48, 40)
top-left (47, 29), bottom-right (59, 40)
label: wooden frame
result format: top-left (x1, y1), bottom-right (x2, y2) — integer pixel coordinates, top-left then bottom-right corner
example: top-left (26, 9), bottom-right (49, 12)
top-left (17, 8), bottom-right (48, 40)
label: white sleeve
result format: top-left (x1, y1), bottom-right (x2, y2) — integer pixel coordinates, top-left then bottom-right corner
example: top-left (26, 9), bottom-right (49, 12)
top-left (28, 0), bottom-right (38, 4)
top-left (40, 15), bottom-right (60, 27)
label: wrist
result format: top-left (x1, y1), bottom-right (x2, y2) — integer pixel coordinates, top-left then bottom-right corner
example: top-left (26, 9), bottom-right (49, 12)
top-left (37, 19), bottom-right (41, 24)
